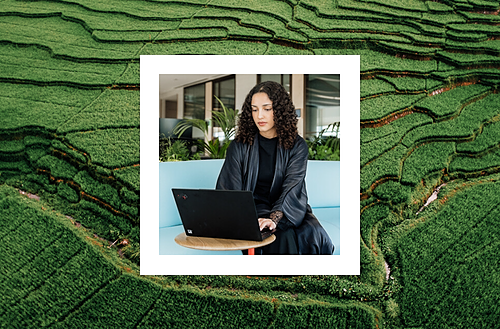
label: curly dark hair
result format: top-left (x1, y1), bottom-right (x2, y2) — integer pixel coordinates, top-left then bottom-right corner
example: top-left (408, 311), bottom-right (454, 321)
top-left (235, 81), bottom-right (298, 149)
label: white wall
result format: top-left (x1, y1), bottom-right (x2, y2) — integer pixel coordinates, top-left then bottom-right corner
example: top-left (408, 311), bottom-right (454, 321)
top-left (292, 74), bottom-right (305, 137)
top-left (235, 74), bottom-right (257, 112)
top-left (159, 88), bottom-right (183, 119)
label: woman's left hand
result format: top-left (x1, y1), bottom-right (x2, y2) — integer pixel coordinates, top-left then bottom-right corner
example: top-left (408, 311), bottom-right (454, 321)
top-left (258, 218), bottom-right (276, 231)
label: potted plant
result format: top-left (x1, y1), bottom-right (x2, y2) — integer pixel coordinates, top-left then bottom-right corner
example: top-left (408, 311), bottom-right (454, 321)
top-left (306, 122), bottom-right (340, 161)
top-left (159, 134), bottom-right (201, 162)
top-left (172, 96), bottom-right (238, 159)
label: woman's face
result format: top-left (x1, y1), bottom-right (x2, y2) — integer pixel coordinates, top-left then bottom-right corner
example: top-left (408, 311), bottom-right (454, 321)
top-left (251, 92), bottom-right (277, 139)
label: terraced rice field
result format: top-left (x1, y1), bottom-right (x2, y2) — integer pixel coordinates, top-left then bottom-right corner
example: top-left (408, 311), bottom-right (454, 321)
top-left (0, 0), bottom-right (499, 327)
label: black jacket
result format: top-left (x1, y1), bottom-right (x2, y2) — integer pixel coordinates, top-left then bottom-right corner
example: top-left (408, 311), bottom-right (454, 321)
top-left (216, 134), bottom-right (334, 255)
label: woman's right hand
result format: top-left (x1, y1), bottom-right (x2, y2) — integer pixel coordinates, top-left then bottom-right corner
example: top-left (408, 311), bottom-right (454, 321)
top-left (258, 218), bottom-right (276, 231)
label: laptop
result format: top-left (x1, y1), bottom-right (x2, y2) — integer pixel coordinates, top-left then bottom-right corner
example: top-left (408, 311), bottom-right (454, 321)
top-left (172, 188), bottom-right (275, 241)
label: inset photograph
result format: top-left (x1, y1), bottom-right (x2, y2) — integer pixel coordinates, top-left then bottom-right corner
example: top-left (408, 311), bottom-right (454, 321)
top-left (159, 74), bottom-right (340, 256)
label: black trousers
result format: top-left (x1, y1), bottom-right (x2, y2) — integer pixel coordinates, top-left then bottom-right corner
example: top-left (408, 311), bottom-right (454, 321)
top-left (242, 227), bottom-right (298, 255)
top-left (257, 226), bottom-right (298, 255)
top-left (247, 201), bottom-right (300, 255)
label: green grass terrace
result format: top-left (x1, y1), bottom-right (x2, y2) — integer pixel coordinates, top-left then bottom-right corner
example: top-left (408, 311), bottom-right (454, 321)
top-left (1, 0), bottom-right (499, 327)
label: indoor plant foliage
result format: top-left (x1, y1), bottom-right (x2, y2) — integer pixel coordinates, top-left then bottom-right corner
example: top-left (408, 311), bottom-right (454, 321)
top-left (173, 96), bottom-right (238, 159)
top-left (159, 133), bottom-right (201, 162)
top-left (307, 122), bottom-right (340, 161)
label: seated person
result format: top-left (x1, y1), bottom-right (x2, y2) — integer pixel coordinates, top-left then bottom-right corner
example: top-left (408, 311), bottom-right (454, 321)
top-left (216, 81), bottom-right (334, 255)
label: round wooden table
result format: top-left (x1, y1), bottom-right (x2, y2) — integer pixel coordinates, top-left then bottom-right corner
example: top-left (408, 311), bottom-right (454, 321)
top-left (175, 233), bottom-right (276, 255)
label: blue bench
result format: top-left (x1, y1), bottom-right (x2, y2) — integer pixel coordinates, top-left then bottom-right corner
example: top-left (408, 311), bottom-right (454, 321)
top-left (159, 160), bottom-right (340, 255)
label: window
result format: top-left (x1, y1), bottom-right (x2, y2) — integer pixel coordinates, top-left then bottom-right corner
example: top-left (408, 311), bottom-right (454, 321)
top-left (305, 74), bottom-right (340, 139)
top-left (258, 74), bottom-right (291, 93)
top-left (212, 76), bottom-right (235, 142)
top-left (184, 83), bottom-right (205, 120)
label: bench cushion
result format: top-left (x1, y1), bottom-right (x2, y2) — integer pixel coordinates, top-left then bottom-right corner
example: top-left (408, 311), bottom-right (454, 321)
top-left (306, 161), bottom-right (340, 208)
top-left (160, 160), bottom-right (224, 228)
top-left (159, 160), bottom-right (341, 255)
top-left (160, 160), bottom-right (340, 228)
top-left (312, 207), bottom-right (340, 255)
top-left (160, 207), bottom-right (340, 255)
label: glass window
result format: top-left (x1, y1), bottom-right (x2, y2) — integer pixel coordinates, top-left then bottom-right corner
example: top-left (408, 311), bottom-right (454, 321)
top-left (184, 83), bottom-right (205, 120)
top-left (305, 74), bottom-right (340, 139)
top-left (258, 74), bottom-right (291, 93)
top-left (212, 76), bottom-right (235, 142)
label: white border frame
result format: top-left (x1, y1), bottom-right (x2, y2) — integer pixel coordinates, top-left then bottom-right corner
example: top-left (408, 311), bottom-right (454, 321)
top-left (140, 55), bottom-right (360, 275)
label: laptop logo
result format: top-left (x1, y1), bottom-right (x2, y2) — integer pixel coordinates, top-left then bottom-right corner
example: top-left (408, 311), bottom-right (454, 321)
top-left (187, 229), bottom-right (193, 234)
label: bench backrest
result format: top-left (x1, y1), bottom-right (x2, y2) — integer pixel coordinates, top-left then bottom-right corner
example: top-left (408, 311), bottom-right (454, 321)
top-left (159, 160), bottom-right (339, 228)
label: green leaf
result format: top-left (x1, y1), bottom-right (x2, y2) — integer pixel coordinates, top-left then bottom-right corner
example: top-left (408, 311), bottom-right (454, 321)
top-left (213, 95), bottom-right (238, 142)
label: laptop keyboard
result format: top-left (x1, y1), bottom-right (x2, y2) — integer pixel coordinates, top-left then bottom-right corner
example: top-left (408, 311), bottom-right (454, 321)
top-left (260, 228), bottom-right (275, 240)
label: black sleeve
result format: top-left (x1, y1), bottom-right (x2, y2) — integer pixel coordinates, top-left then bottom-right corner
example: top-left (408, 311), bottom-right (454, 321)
top-left (271, 137), bottom-right (309, 228)
top-left (216, 140), bottom-right (243, 190)
top-left (270, 210), bottom-right (295, 231)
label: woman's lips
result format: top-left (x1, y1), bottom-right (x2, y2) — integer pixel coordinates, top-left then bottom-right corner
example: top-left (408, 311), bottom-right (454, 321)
top-left (258, 122), bottom-right (266, 126)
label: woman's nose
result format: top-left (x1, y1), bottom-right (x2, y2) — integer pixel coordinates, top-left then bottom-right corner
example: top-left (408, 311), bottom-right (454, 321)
top-left (258, 109), bottom-right (264, 118)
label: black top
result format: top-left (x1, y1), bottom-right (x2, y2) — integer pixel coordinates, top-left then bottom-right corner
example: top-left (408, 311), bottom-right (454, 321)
top-left (254, 134), bottom-right (278, 206)
top-left (253, 134), bottom-right (294, 231)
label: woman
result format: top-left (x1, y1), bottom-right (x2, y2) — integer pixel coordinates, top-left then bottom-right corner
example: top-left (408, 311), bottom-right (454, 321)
top-left (216, 80), bottom-right (334, 255)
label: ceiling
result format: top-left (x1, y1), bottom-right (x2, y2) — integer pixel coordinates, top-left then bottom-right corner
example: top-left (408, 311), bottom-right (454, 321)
top-left (159, 74), bottom-right (228, 97)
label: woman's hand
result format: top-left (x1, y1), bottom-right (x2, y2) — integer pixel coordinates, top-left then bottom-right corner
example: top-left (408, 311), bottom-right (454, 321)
top-left (258, 218), bottom-right (276, 231)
